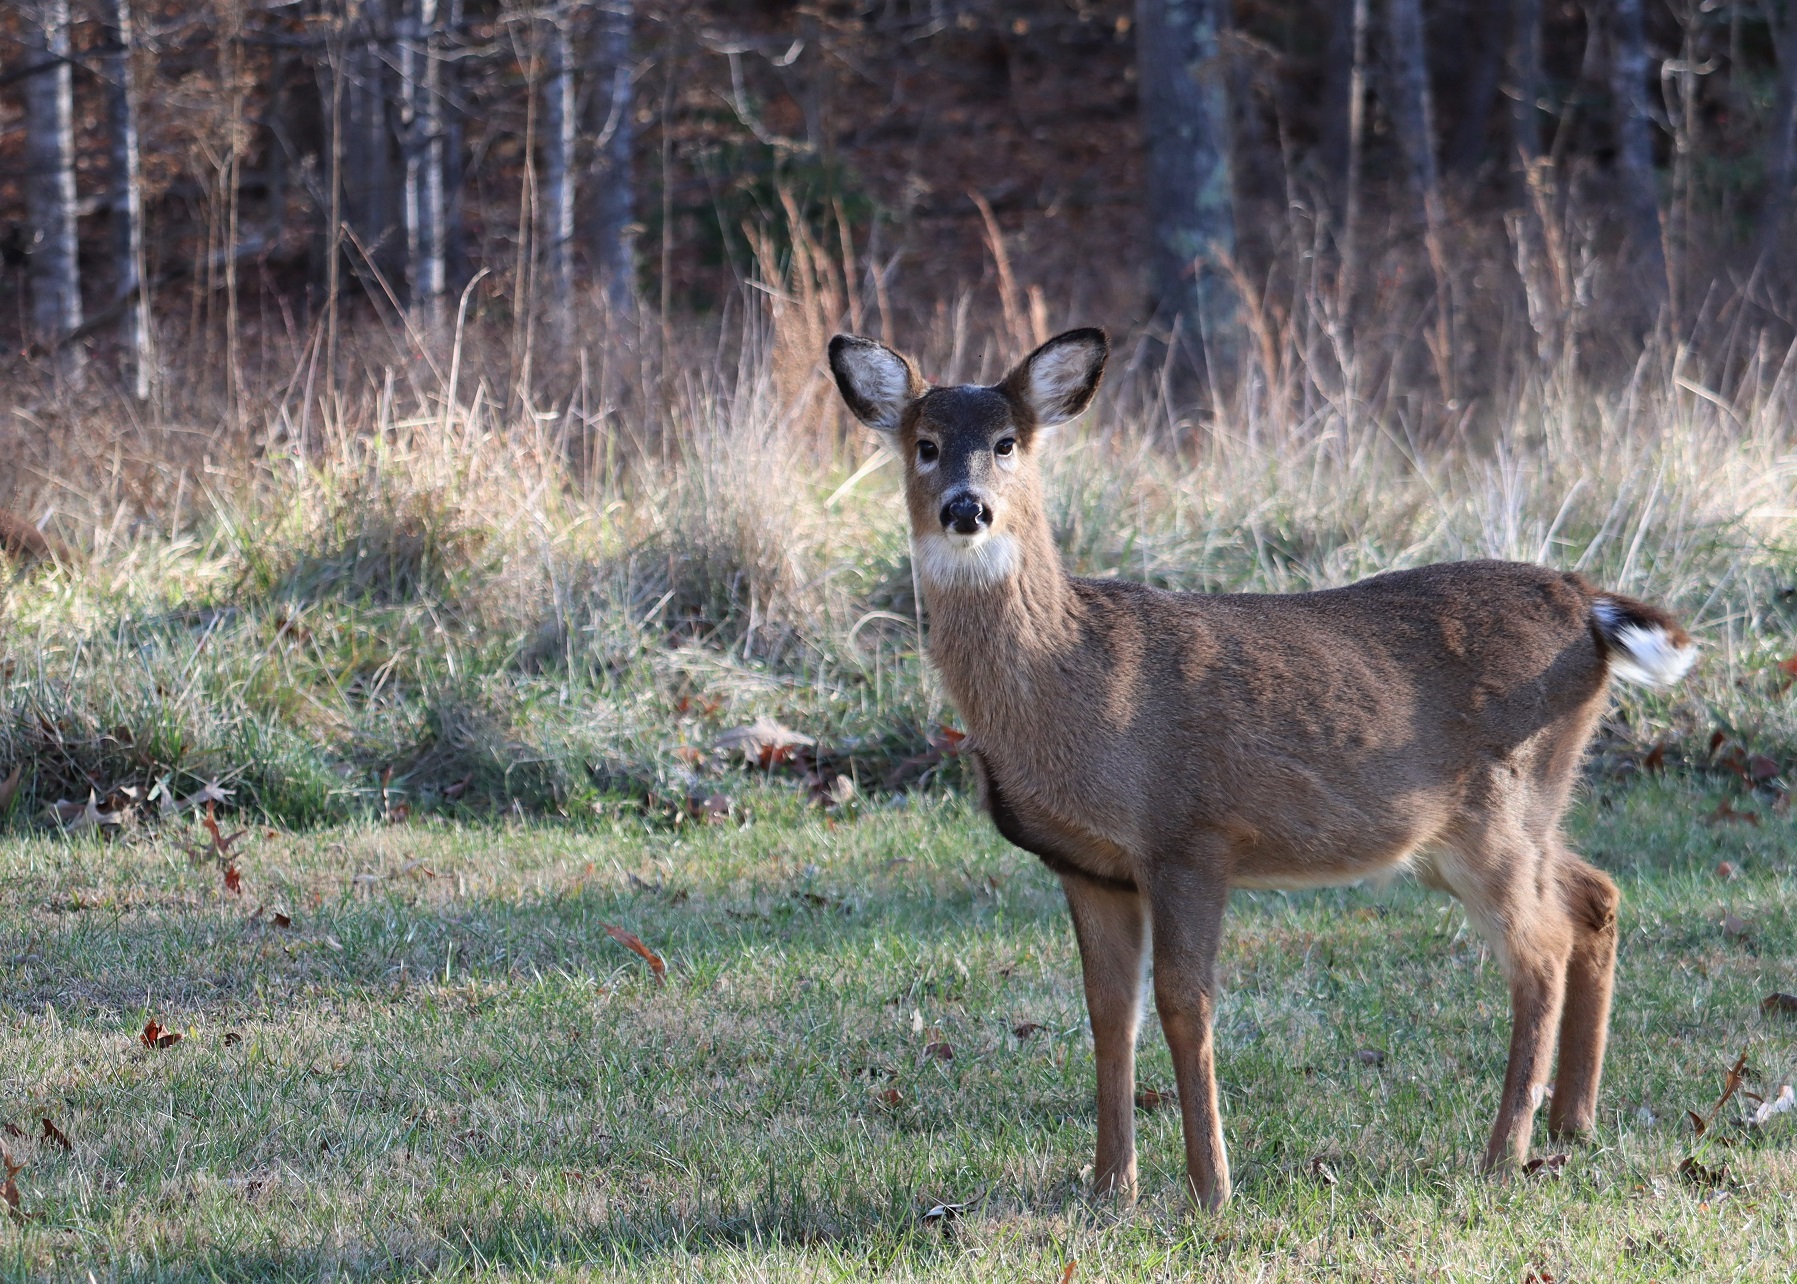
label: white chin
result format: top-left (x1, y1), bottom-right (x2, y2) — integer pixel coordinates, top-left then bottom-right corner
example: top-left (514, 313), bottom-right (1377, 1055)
top-left (912, 529), bottom-right (1020, 589)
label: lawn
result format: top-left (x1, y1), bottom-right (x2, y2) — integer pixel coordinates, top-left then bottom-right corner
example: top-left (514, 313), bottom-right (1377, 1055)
top-left (0, 777), bottom-right (1791, 1281)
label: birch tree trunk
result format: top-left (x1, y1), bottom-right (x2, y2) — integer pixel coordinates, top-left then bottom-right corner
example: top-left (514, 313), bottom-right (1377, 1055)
top-left (1609, 0), bottom-right (1668, 303)
top-left (400, 0), bottom-right (446, 325)
top-left (1135, 0), bottom-right (1238, 370)
top-left (1386, 0), bottom-right (1455, 401)
top-left (23, 0), bottom-right (83, 369)
top-left (543, 2), bottom-right (578, 325)
top-left (102, 0), bottom-right (151, 399)
top-left (584, 0), bottom-right (637, 313)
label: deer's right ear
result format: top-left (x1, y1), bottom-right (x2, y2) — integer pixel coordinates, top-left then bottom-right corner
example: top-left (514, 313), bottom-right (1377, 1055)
top-left (828, 335), bottom-right (923, 435)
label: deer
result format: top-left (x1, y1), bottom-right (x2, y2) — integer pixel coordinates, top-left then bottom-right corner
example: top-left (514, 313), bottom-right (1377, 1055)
top-left (827, 327), bottom-right (1698, 1209)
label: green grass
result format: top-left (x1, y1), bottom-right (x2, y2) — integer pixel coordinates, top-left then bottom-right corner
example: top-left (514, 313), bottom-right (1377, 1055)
top-left (0, 776), bottom-right (1792, 1280)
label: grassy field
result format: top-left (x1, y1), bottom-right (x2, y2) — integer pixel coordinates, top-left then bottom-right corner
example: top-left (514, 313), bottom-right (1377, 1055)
top-left (0, 776), bottom-right (1792, 1281)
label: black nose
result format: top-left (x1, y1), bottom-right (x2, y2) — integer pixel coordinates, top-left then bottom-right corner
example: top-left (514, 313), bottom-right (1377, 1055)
top-left (940, 495), bottom-right (989, 534)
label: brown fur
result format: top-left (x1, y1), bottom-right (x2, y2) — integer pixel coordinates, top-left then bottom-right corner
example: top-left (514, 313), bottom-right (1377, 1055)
top-left (0, 511), bottom-right (59, 566)
top-left (827, 329), bottom-right (1692, 1208)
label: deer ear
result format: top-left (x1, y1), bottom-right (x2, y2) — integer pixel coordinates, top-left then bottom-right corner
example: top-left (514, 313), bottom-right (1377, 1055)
top-left (828, 335), bottom-right (924, 435)
top-left (1001, 328), bottom-right (1108, 428)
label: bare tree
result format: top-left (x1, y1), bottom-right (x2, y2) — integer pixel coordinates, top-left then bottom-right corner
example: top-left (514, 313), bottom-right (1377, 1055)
top-left (584, 0), bottom-right (637, 313)
top-left (1609, 0), bottom-right (1668, 304)
top-left (1386, 0), bottom-right (1455, 400)
top-left (543, 2), bottom-right (579, 324)
top-left (22, 0), bottom-right (83, 369)
top-left (1136, 0), bottom-right (1237, 368)
top-left (101, 0), bottom-right (151, 399)
top-left (400, 0), bottom-right (447, 325)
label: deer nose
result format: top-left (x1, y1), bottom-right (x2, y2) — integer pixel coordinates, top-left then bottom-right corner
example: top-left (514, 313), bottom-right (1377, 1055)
top-left (940, 494), bottom-right (989, 535)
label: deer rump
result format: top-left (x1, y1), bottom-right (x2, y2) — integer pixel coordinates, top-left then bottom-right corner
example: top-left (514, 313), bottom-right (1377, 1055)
top-left (962, 560), bottom-right (1687, 897)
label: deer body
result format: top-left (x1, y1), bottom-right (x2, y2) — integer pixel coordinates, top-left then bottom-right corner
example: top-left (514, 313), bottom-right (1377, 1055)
top-left (828, 329), bottom-right (1697, 1208)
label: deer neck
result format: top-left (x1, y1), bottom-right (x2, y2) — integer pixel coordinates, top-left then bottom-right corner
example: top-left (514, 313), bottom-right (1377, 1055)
top-left (915, 501), bottom-right (1080, 740)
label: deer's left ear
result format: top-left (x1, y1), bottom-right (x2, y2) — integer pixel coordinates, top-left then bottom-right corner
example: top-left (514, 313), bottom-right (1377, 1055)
top-left (1000, 328), bottom-right (1108, 428)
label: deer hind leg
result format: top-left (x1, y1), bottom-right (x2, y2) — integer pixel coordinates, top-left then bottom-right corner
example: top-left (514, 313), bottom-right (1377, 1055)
top-left (1061, 875), bottom-right (1149, 1199)
top-left (1440, 825), bottom-right (1576, 1172)
top-left (1144, 871), bottom-right (1231, 1209)
top-left (1547, 850), bottom-right (1619, 1140)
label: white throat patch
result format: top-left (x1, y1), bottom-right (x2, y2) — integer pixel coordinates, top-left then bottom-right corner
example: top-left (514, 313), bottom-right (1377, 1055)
top-left (912, 530), bottom-right (1021, 590)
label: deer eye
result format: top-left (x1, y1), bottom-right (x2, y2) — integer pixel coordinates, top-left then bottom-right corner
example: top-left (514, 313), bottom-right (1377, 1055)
top-left (916, 440), bottom-right (939, 464)
top-left (994, 437), bottom-right (1016, 457)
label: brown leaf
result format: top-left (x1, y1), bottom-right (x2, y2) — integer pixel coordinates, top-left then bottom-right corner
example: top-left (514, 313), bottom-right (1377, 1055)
top-left (1058, 1261), bottom-right (1077, 1284)
top-left (874, 1087), bottom-right (903, 1109)
top-left (1714, 860), bottom-right (1739, 881)
top-left (602, 924), bottom-right (666, 984)
top-left (1, 1147), bottom-right (24, 1223)
top-left (1135, 1087), bottom-right (1175, 1110)
top-left (223, 864), bottom-right (243, 895)
top-left (1704, 799), bottom-right (1759, 826)
top-left (1708, 730), bottom-right (1728, 756)
top-left (40, 1119), bottom-right (69, 1152)
top-left (1306, 1156), bottom-right (1338, 1186)
top-left (140, 1020), bottom-right (182, 1049)
top-left (1722, 913), bottom-right (1751, 940)
top-left (1012, 1021), bottom-right (1045, 1039)
top-left (1678, 1155), bottom-right (1730, 1187)
top-left (385, 801), bottom-right (411, 824)
top-left (224, 1031), bottom-right (242, 1046)
top-left (1640, 742), bottom-right (1665, 774)
top-left (1748, 754), bottom-right (1780, 783)
top-left (0, 763), bottom-right (21, 813)
top-left (271, 910), bottom-right (293, 929)
top-left (715, 717), bottom-right (815, 769)
top-left (688, 793), bottom-right (732, 823)
top-left (673, 746), bottom-right (705, 765)
top-left (1781, 655), bottom-right (1797, 679)
top-left (1523, 1152), bottom-right (1569, 1179)
top-left (1760, 992), bottom-right (1797, 1018)
top-left (930, 725), bottom-right (968, 756)
top-left (922, 1041), bottom-right (955, 1061)
top-left (1355, 1047), bottom-right (1386, 1067)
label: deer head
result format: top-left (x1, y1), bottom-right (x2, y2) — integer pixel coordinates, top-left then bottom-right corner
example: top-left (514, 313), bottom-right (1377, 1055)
top-left (828, 329), bottom-right (1109, 589)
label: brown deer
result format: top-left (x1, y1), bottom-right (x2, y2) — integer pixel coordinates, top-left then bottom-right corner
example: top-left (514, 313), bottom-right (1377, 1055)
top-left (828, 328), bottom-right (1696, 1209)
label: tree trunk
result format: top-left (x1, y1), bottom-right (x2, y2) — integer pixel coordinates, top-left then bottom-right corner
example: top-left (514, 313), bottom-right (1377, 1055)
top-left (344, 1), bottom-right (400, 288)
top-left (1386, 0), bottom-right (1455, 401)
top-left (22, 0), bottom-right (83, 368)
top-left (1509, 0), bottom-right (1543, 164)
top-left (1609, 0), bottom-right (1668, 303)
top-left (1135, 0), bottom-right (1238, 370)
top-left (443, 0), bottom-right (471, 291)
top-left (584, 0), bottom-right (637, 313)
top-left (101, 0), bottom-right (150, 398)
top-left (1448, 0), bottom-right (1507, 172)
top-left (400, 0), bottom-right (446, 325)
top-left (1757, 6), bottom-right (1797, 259)
top-left (543, 2), bottom-right (578, 323)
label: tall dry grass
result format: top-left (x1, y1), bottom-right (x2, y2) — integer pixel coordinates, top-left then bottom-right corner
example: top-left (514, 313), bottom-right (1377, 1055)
top-left (2, 214), bottom-right (1795, 826)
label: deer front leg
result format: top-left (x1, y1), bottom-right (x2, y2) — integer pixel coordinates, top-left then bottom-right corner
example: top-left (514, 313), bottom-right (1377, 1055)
top-left (1146, 872), bottom-right (1232, 1210)
top-left (1062, 875), bottom-right (1148, 1199)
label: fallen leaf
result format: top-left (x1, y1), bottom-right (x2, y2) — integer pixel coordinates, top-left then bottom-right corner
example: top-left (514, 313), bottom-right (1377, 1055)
top-left (1523, 1152), bottom-right (1569, 1179)
top-left (271, 911), bottom-right (293, 929)
top-left (49, 791), bottom-right (127, 833)
top-left (1708, 730), bottom-right (1728, 756)
top-left (167, 780), bottom-right (233, 817)
top-left (39, 1119), bottom-right (69, 1152)
top-left (1058, 1261), bottom-right (1078, 1284)
top-left (715, 717), bottom-right (815, 768)
top-left (0, 764), bottom-right (21, 812)
top-left (875, 1087), bottom-right (903, 1109)
top-left (1761, 992), bottom-right (1797, 1018)
top-left (1714, 860), bottom-right (1739, 881)
top-left (140, 1020), bottom-right (181, 1049)
top-left (223, 864), bottom-right (243, 895)
top-left (385, 802), bottom-right (411, 824)
top-left (1678, 1155), bottom-right (1730, 1187)
top-left (1749, 1084), bottom-right (1796, 1126)
top-left (921, 1198), bottom-right (967, 1224)
top-left (224, 1031), bottom-right (242, 1046)
top-left (922, 1041), bottom-right (955, 1061)
top-left (1012, 1021), bottom-right (1045, 1039)
top-left (602, 924), bottom-right (666, 984)
top-left (930, 725), bottom-right (967, 755)
top-left (1355, 1047), bottom-right (1386, 1067)
top-left (1642, 743), bottom-right (1666, 774)
top-left (673, 746), bottom-right (705, 765)
top-left (1722, 913), bottom-right (1751, 940)
top-left (689, 793), bottom-right (732, 823)
top-left (1705, 799), bottom-right (1760, 826)
top-left (1135, 1087), bottom-right (1175, 1111)
top-left (1306, 1156), bottom-right (1338, 1186)
top-left (1523, 1270), bottom-right (1557, 1284)
top-left (1, 1147), bottom-right (24, 1223)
